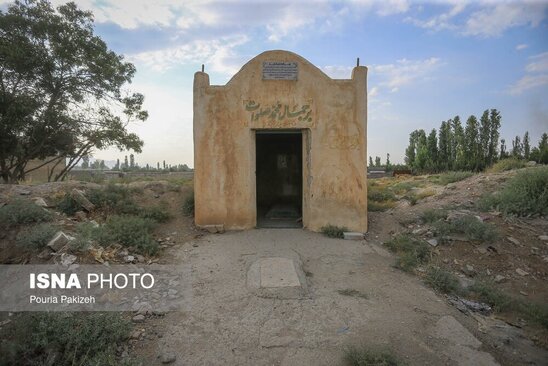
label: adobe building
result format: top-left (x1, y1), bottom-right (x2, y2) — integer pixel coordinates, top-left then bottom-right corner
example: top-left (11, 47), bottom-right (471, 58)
top-left (193, 50), bottom-right (368, 232)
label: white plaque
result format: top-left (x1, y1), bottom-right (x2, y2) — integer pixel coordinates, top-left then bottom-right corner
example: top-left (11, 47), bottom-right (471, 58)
top-left (262, 61), bottom-right (298, 80)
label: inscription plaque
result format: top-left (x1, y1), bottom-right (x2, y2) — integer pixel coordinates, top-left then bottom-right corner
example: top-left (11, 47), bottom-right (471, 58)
top-left (262, 61), bottom-right (298, 80)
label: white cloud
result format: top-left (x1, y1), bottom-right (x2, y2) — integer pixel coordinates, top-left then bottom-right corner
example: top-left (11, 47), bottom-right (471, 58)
top-left (406, 1), bottom-right (547, 38)
top-left (463, 1), bottom-right (546, 38)
top-left (509, 52), bottom-right (548, 94)
top-left (128, 35), bottom-right (249, 75)
top-left (516, 43), bottom-right (529, 51)
top-left (371, 57), bottom-right (441, 92)
top-left (525, 52), bottom-right (548, 73)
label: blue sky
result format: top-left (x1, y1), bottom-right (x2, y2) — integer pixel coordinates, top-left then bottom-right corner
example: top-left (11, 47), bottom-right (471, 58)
top-left (7, 0), bottom-right (548, 166)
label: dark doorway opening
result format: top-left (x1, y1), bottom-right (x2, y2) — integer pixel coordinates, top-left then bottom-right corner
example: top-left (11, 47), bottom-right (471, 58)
top-left (256, 131), bottom-right (302, 228)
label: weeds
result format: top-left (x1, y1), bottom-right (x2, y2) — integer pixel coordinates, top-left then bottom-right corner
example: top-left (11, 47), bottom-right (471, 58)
top-left (431, 171), bottom-right (473, 185)
top-left (450, 216), bottom-right (498, 242)
top-left (420, 209), bottom-right (447, 223)
top-left (182, 191), bottom-right (195, 216)
top-left (321, 224), bottom-right (348, 239)
top-left (0, 312), bottom-right (131, 366)
top-left (344, 345), bottom-right (403, 366)
top-left (0, 199), bottom-right (53, 227)
top-left (425, 267), bottom-right (461, 295)
top-left (368, 201), bottom-right (397, 212)
top-left (16, 223), bottom-right (57, 249)
top-left (140, 204), bottom-right (171, 223)
top-left (479, 167), bottom-right (548, 216)
top-left (93, 215), bottom-right (158, 255)
top-left (488, 158), bottom-right (527, 173)
top-left (384, 234), bottom-right (430, 272)
top-left (56, 193), bottom-right (81, 215)
top-left (87, 184), bottom-right (140, 215)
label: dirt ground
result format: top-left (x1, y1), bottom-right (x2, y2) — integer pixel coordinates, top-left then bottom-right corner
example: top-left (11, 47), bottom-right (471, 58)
top-left (1, 169), bottom-right (547, 365)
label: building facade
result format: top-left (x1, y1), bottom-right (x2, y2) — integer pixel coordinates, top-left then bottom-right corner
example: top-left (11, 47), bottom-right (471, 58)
top-left (193, 50), bottom-right (368, 232)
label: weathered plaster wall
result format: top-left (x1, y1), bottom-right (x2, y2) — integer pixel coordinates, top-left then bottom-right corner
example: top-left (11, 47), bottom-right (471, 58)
top-left (193, 50), bottom-right (368, 232)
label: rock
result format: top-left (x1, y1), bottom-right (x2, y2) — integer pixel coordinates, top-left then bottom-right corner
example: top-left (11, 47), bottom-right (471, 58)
top-left (32, 197), bottom-right (48, 207)
top-left (132, 314), bottom-right (145, 323)
top-left (426, 238), bottom-right (438, 247)
top-left (412, 227), bottom-right (427, 235)
top-left (46, 231), bottom-right (75, 252)
top-left (464, 265), bottom-right (476, 276)
top-left (450, 297), bottom-right (492, 315)
top-left (203, 224), bottom-right (224, 234)
top-left (526, 160), bottom-right (537, 166)
top-left (136, 302), bottom-right (153, 315)
top-left (59, 253), bottom-right (77, 267)
top-left (538, 235), bottom-right (548, 241)
top-left (160, 352), bottom-right (176, 364)
top-left (89, 220), bottom-right (99, 228)
top-left (70, 189), bottom-right (95, 212)
top-left (135, 254), bottom-right (145, 263)
top-left (507, 236), bottom-right (520, 245)
top-left (494, 275), bottom-right (506, 283)
top-left (17, 189), bottom-right (31, 195)
top-left (515, 268), bottom-right (528, 276)
top-left (343, 232), bottom-right (364, 240)
top-left (38, 249), bottom-right (53, 259)
top-left (130, 329), bottom-right (142, 339)
top-left (74, 211), bottom-right (87, 221)
top-left (124, 255), bottom-right (135, 263)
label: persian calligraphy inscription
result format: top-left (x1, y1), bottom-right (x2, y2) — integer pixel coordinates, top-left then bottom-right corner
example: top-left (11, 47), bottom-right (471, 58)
top-left (243, 100), bottom-right (314, 128)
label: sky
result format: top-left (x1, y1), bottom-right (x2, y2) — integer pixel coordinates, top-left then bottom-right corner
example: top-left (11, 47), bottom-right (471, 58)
top-left (5, 0), bottom-right (548, 166)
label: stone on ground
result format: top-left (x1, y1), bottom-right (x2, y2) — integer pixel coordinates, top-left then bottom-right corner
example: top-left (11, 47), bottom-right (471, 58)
top-left (343, 232), bottom-right (364, 240)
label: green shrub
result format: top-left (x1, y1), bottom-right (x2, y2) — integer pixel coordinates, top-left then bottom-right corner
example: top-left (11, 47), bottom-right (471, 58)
top-left (433, 171), bottom-right (473, 185)
top-left (468, 281), bottom-right (515, 312)
top-left (488, 158), bottom-right (527, 173)
top-left (468, 280), bottom-right (548, 328)
top-left (420, 209), bottom-right (447, 223)
top-left (425, 267), bottom-right (461, 295)
top-left (0, 199), bottom-right (53, 227)
top-left (384, 234), bottom-right (430, 272)
top-left (0, 312), bottom-right (131, 366)
top-left (479, 167), bottom-right (548, 216)
top-left (182, 191), bottom-right (195, 216)
top-left (368, 201), bottom-right (397, 212)
top-left (88, 184), bottom-right (140, 215)
top-left (321, 224), bottom-right (348, 239)
top-left (56, 192), bottom-right (81, 215)
top-left (451, 216), bottom-right (498, 242)
top-left (94, 215), bottom-right (158, 255)
top-left (390, 181), bottom-right (419, 194)
top-left (343, 345), bottom-right (402, 366)
top-left (368, 187), bottom-right (396, 202)
top-left (16, 223), bottom-right (57, 249)
top-left (140, 204), bottom-right (171, 223)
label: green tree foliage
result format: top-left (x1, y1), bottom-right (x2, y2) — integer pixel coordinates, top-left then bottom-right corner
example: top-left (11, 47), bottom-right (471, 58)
top-left (0, 0), bottom-right (147, 182)
top-left (523, 131), bottom-right (530, 160)
top-left (374, 156), bottom-right (381, 167)
top-left (402, 109), bottom-right (548, 173)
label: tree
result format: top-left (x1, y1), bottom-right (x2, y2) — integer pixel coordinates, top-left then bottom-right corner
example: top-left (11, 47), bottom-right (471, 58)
top-left (374, 156), bottom-right (381, 167)
top-left (478, 110), bottom-right (491, 169)
top-left (530, 133), bottom-right (548, 163)
top-left (499, 139), bottom-right (507, 160)
top-left (130, 154), bottom-right (135, 169)
top-left (426, 128), bottom-right (438, 172)
top-left (512, 136), bottom-right (523, 158)
top-left (405, 131), bottom-right (417, 167)
top-left (114, 158), bottom-right (120, 170)
top-left (523, 131), bottom-right (530, 160)
top-left (385, 153), bottom-right (391, 170)
top-left (81, 155), bottom-right (90, 169)
top-left (487, 109), bottom-right (501, 165)
top-left (438, 121), bottom-right (451, 171)
top-left (464, 115), bottom-right (480, 170)
top-left (99, 160), bottom-right (106, 170)
top-left (157, 162), bottom-right (160, 170)
top-left (414, 129), bottom-right (428, 172)
top-left (369, 156), bottom-right (373, 167)
top-left (0, 0), bottom-right (147, 182)
top-left (163, 160), bottom-right (166, 170)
